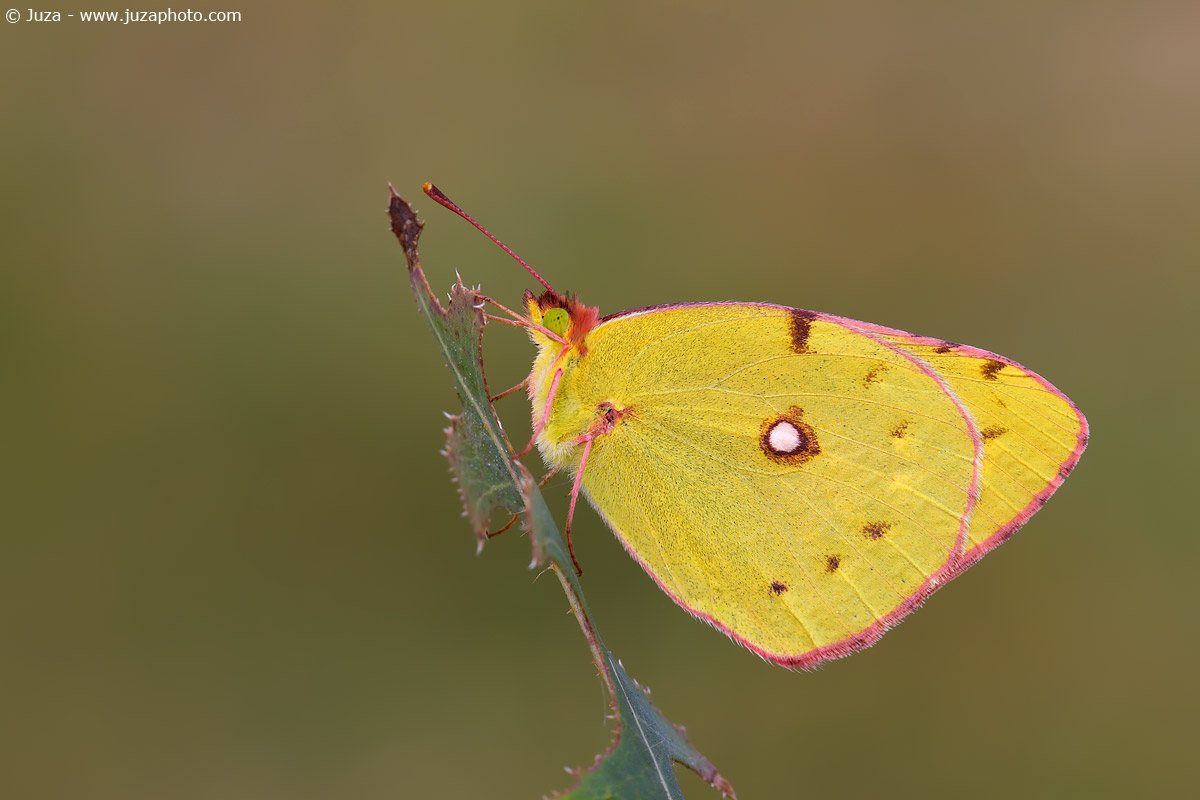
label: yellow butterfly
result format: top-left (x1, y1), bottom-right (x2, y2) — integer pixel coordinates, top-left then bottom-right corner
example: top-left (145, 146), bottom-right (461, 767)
top-left (423, 183), bottom-right (1088, 670)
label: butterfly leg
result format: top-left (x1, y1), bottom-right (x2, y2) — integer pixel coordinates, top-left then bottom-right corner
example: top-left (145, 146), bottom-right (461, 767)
top-left (511, 367), bottom-right (563, 460)
top-left (537, 464), bottom-right (562, 489)
top-left (486, 514), bottom-right (520, 539)
top-left (489, 377), bottom-right (529, 403)
top-left (477, 294), bottom-right (529, 324)
top-left (484, 465), bottom-right (561, 540)
top-left (564, 434), bottom-right (595, 576)
top-left (561, 404), bottom-right (630, 576)
top-left (479, 294), bottom-right (568, 345)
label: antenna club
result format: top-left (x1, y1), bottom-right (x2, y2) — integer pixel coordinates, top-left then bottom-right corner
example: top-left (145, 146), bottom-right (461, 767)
top-left (423, 182), bottom-right (448, 203)
top-left (423, 182), bottom-right (460, 214)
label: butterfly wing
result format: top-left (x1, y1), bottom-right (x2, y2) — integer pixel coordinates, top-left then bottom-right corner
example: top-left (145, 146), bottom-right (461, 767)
top-left (860, 325), bottom-right (1089, 573)
top-left (555, 303), bottom-right (1084, 668)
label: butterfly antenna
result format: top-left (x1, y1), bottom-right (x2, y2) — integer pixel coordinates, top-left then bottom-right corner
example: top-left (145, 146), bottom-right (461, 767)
top-left (422, 182), bottom-right (556, 293)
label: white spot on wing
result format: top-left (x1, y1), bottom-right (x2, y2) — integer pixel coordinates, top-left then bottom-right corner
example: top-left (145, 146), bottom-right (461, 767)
top-left (768, 421), bottom-right (802, 453)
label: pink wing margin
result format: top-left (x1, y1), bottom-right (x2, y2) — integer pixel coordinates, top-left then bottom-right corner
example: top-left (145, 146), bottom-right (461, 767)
top-left (589, 302), bottom-right (1088, 669)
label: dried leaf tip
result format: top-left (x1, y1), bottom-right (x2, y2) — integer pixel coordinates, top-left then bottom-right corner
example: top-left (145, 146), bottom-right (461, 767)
top-left (387, 188), bottom-right (425, 259)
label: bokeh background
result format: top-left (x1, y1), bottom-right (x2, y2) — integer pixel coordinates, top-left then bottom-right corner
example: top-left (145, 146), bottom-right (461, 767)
top-left (3, 2), bottom-right (1198, 798)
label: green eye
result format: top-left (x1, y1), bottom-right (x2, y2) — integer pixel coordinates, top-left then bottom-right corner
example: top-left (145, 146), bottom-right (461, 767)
top-left (543, 308), bottom-right (570, 336)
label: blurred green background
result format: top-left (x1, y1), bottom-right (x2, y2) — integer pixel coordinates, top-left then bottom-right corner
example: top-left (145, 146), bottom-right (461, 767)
top-left (2, 2), bottom-right (1197, 798)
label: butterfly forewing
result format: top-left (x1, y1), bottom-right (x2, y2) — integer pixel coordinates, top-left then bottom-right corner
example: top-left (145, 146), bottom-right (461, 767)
top-left (864, 329), bottom-right (1089, 567)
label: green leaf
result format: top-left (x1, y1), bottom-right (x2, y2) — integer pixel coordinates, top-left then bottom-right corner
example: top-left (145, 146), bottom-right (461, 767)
top-left (389, 187), bottom-right (735, 800)
top-left (390, 191), bottom-right (525, 552)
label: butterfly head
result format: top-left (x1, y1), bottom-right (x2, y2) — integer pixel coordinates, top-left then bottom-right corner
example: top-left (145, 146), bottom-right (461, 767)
top-left (524, 289), bottom-right (600, 357)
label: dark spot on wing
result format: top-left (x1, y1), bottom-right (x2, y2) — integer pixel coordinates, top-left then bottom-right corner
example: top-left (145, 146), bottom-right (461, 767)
top-left (934, 341), bottom-right (958, 354)
top-left (862, 364), bottom-right (886, 388)
top-left (981, 359), bottom-right (1005, 380)
top-left (759, 407), bottom-right (821, 465)
top-left (788, 309), bottom-right (817, 354)
top-left (890, 421), bottom-right (910, 439)
top-left (770, 581), bottom-right (788, 595)
top-left (863, 521), bottom-right (892, 540)
top-left (981, 425), bottom-right (1007, 441)
top-left (825, 555), bottom-right (841, 573)
top-left (1058, 464), bottom-right (1073, 480)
